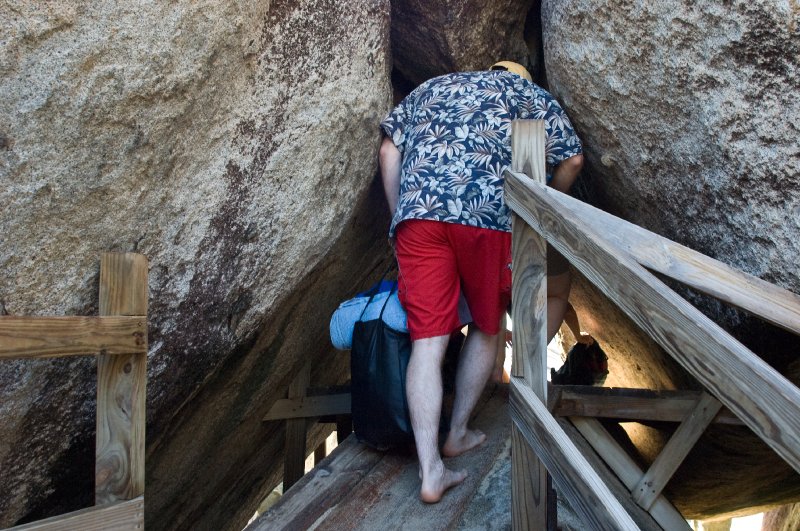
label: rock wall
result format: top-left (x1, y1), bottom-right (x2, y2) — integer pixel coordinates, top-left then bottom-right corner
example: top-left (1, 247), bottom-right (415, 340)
top-left (0, 1), bottom-right (392, 528)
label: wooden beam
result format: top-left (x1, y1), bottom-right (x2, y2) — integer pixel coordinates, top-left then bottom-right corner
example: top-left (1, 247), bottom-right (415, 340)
top-left (535, 184), bottom-right (800, 336)
top-left (504, 173), bottom-right (800, 474)
top-left (9, 496), bottom-right (144, 531)
top-left (96, 252), bottom-right (148, 505)
top-left (264, 393), bottom-right (351, 421)
top-left (633, 392), bottom-right (722, 510)
top-left (0, 316), bottom-right (146, 359)
top-left (510, 377), bottom-right (641, 530)
top-left (550, 385), bottom-right (743, 425)
top-left (284, 362), bottom-right (311, 491)
top-left (509, 119), bottom-right (550, 530)
top-left (571, 417), bottom-right (690, 531)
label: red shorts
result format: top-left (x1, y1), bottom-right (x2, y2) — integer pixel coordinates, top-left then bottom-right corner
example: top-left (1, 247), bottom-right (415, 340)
top-left (395, 220), bottom-right (512, 340)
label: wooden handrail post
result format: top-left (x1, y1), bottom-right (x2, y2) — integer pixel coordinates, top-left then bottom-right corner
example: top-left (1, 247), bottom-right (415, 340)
top-left (96, 252), bottom-right (148, 505)
top-left (284, 361), bottom-right (311, 491)
top-left (509, 119), bottom-right (553, 530)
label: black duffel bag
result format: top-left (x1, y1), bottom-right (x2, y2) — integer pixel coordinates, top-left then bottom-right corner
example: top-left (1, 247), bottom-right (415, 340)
top-left (350, 282), bottom-right (414, 450)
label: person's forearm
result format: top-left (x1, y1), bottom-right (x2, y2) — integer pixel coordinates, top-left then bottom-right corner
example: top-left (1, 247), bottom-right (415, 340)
top-left (379, 137), bottom-right (402, 216)
top-left (550, 154), bottom-right (584, 193)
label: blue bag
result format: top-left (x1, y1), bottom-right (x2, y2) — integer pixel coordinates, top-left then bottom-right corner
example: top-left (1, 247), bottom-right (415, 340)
top-left (330, 280), bottom-right (407, 350)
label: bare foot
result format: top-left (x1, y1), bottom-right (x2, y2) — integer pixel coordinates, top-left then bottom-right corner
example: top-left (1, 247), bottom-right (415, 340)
top-left (442, 428), bottom-right (486, 457)
top-left (420, 463), bottom-right (468, 503)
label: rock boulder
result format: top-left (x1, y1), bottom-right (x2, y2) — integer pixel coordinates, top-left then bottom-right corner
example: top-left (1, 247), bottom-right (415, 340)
top-left (0, 1), bottom-right (392, 528)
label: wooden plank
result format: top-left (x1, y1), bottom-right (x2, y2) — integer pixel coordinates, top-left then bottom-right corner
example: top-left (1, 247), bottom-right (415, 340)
top-left (504, 173), bottom-right (800, 474)
top-left (509, 119), bottom-right (550, 530)
top-left (263, 393), bottom-right (351, 421)
top-left (96, 253), bottom-right (148, 505)
top-left (633, 392), bottom-right (722, 510)
top-left (510, 377), bottom-right (641, 530)
top-left (510, 216), bottom-right (547, 383)
top-left (571, 417), bottom-right (690, 531)
top-left (510, 120), bottom-right (548, 385)
top-left (284, 362), bottom-right (311, 490)
top-left (551, 385), bottom-right (743, 425)
top-left (536, 184), bottom-right (800, 335)
top-left (250, 435), bottom-right (385, 530)
top-left (98, 253), bottom-right (149, 317)
top-left (9, 496), bottom-right (144, 531)
top-left (0, 316), bottom-right (146, 359)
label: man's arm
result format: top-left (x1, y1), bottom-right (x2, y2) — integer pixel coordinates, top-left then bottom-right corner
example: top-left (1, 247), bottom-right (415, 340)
top-left (379, 136), bottom-right (402, 216)
top-left (549, 154), bottom-right (584, 193)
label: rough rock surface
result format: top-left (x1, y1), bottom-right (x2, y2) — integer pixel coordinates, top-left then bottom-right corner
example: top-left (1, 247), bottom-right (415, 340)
top-left (390, 0), bottom-right (535, 86)
top-left (763, 502), bottom-right (800, 531)
top-left (540, 0), bottom-right (800, 519)
top-left (0, 1), bottom-right (391, 528)
top-left (541, 0), bottom-right (799, 297)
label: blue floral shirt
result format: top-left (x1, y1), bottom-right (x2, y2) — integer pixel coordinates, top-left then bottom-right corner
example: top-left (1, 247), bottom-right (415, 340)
top-left (381, 71), bottom-right (582, 237)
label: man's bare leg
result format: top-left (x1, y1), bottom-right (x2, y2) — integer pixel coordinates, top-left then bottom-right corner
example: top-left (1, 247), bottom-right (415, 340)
top-left (406, 334), bottom-right (468, 503)
top-left (443, 324), bottom-right (497, 457)
top-left (547, 271), bottom-right (571, 342)
top-left (491, 314), bottom-right (509, 383)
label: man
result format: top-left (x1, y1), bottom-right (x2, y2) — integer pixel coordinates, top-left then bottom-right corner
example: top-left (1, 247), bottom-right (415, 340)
top-left (379, 61), bottom-right (583, 503)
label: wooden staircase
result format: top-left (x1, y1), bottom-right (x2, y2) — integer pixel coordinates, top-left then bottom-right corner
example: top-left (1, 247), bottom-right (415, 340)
top-left (258, 119), bottom-right (800, 530)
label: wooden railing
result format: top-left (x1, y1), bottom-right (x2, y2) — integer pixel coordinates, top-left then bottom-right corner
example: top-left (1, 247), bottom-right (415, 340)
top-left (1, 253), bottom-right (148, 531)
top-left (505, 120), bottom-right (800, 530)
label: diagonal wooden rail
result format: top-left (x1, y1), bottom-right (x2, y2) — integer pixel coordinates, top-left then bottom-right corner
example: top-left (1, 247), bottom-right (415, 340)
top-left (1, 252), bottom-right (148, 531)
top-left (504, 119), bottom-right (800, 530)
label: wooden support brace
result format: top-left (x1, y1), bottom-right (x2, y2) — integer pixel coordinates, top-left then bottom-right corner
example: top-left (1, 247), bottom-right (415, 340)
top-left (510, 377), bottom-right (641, 530)
top-left (284, 362), bottom-right (311, 491)
top-left (571, 417), bottom-right (690, 531)
top-left (550, 385), bottom-right (742, 425)
top-left (264, 393), bottom-right (351, 421)
top-left (96, 252), bottom-right (148, 505)
top-left (0, 316), bottom-right (147, 359)
top-left (633, 392), bottom-right (722, 510)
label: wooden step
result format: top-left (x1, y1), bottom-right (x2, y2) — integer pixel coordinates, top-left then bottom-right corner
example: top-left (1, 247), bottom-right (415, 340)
top-left (251, 384), bottom-right (512, 531)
